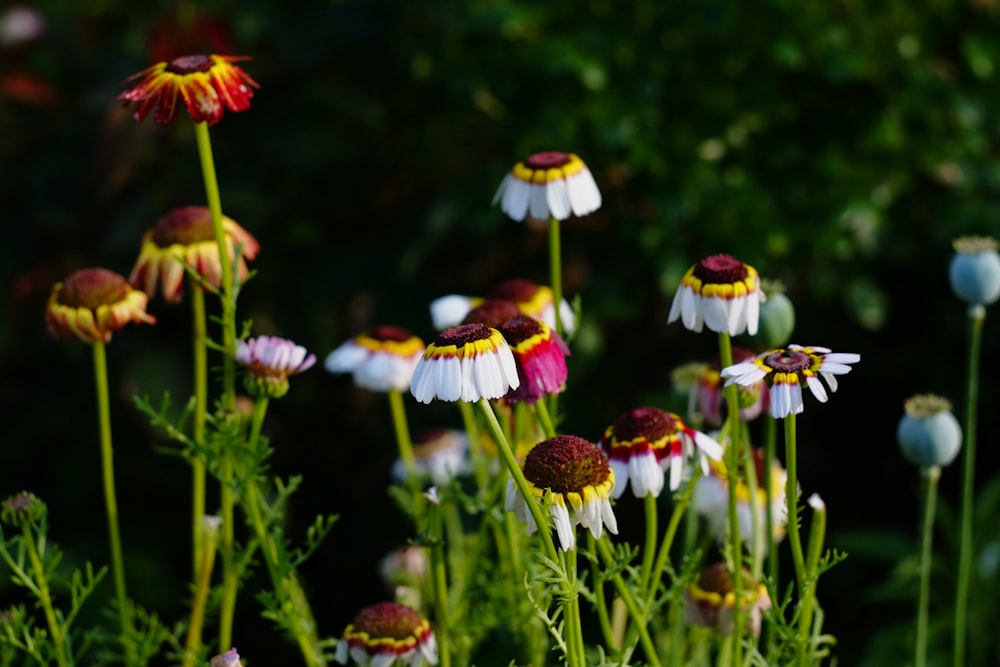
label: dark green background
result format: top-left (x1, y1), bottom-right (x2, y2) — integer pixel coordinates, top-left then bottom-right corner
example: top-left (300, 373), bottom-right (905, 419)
top-left (3, 1), bottom-right (1000, 664)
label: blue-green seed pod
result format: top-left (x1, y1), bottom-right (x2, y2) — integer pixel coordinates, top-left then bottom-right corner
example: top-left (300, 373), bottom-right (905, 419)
top-left (897, 394), bottom-right (962, 469)
top-left (756, 284), bottom-right (796, 350)
top-left (949, 236), bottom-right (1000, 307)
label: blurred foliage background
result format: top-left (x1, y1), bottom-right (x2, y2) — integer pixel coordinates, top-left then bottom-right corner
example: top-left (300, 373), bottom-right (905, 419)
top-left (4, 0), bottom-right (1000, 664)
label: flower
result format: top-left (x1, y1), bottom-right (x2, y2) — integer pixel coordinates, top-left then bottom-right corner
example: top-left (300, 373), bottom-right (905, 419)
top-left (599, 406), bottom-right (724, 499)
top-left (209, 648), bottom-right (244, 667)
top-left (505, 434), bottom-right (618, 551)
top-left (495, 315), bottom-right (570, 404)
top-left (129, 206), bottom-right (260, 303)
top-left (46, 268), bottom-right (156, 345)
top-left (692, 446), bottom-right (788, 554)
top-left (667, 254), bottom-right (763, 336)
top-left (1, 492), bottom-right (45, 529)
top-left (391, 428), bottom-right (471, 486)
top-left (235, 335), bottom-right (316, 399)
top-left (430, 278), bottom-right (575, 335)
top-left (409, 323), bottom-right (520, 404)
top-left (897, 394), bottom-right (962, 469)
top-left (117, 54), bottom-right (259, 125)
top-left (721, 344), bottom-right (860, 419)
top-left (378, 545), bottom-right (430, 610)
top-left (684, 347), bottom-right (769, 428)
top-left (684, 562), bottom-right (772, 637)
top-left (461, 299), bottom-right (523, 328)
top-left (334, 601), bottom-right (438, 667)
top-left (325, 326), bottom-right (426, 393)
top-left (493, 151), bottom-right (601, 222)
top-left (949, 235), bottom-right (1000, 307)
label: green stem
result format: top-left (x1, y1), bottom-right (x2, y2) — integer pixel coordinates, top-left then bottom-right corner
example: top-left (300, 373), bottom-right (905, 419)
top-left (763, 414), bottom-right (779, 656)
top-left (548, 215), bottom-right (564, 339)
top-left (586, 534), bottom-right (617, 652)
top-left (22, 526), bottom-right (70, 667)
top-left (639, 493), bottom-right (658, 596)
top-left (534, 396), bottom-right (557, 439)
top-left (563, 550), bottom-right (586, 667)
top-left (738, 420), bottom-right (764, 583)
top-left (181, 518), bottom-right (220, 667)
top-left (596, 536), bottom-right (663, 667)
top-left (797, 494), bottom-right (826, 667)
top-left (91, 341), bottom-right (134, 660)
top-left (193, 119), bottom-right (240, 652)
top-left (646, 467), bottom-right (702, 604)
top-left (955, 305), bottom-right (984, 667)
top-left (427, 499), bottom-right (452, 667)
top-left (191, 282), bottom-right (208, 578)
top-left (916, 466), bottom-right (941, 667)
top-left (784, 414), bottom-right (807, 593)
top-left (717, 331), bottom-right (745, 660)
top-left (243, 397), bottom-right (327, 667)
top-left (388, 389), bottom-right (424, 517)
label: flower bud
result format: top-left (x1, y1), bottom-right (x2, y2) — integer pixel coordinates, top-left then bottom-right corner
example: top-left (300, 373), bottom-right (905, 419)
top-left (949, 236), bottom-right (1000, 307)
top-left (897, 394), bottom-right (962, 469)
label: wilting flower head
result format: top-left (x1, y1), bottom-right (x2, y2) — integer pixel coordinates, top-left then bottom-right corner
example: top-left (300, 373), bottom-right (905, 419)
top-left (236, 335), bottom-right (316, 399)
top-left (685, 347), bottom-right (769, 428)
top-left (334, 601), bottom-right (438, 667)
top-left (1, 492), bottom-right (46, 529)
top-left (46, 268), bottom-right (156, 345)
top-left (325, 326), bottom-right (426, 393)
top-left (495, 316), bottom-right (570, 404)
top-left (431, 278), bottom-right (576, 335)
top-left (117, 54), bottom-right (259, 126)
top-left (721, 344), bottom-right (860, 419)
top-left (949, 235), bottom-right (1000, 308)
top-left (409, 323), bottom-right (520, 404)
top-left (209, 648), bottom-right (244, 667)
top-left (505, 435), bottom-right (618, 551)
top-left (897, 394), bottom-right (962, 470)
top-left (600, 406), bottom-right (724, 499)
top-left (685, 562), bottom-right (772, 637)
top-left (692, 446), bottom-right (788, 555)
top-left (391, 428), bottom-right (471, 486)
top-left (129, 206), bottom-right (260, 303)
top-left (493, 151), bottom-right (602, 222)
top-left (668, 254), bottom-right (763, 336)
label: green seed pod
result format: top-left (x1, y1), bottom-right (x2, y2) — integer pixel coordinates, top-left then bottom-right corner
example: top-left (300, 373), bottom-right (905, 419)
top-left (897, 394), bottom-right (962, 469)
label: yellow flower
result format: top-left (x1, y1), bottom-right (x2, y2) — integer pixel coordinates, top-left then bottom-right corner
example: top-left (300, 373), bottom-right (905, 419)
top-left (46, 268), bottom-right (155, 344)
top-left (117, 54), bottom-right (259, 125)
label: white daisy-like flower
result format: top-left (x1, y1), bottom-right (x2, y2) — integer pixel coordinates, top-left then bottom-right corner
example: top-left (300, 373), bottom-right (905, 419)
top-left (504, 435), bottom-right (618, 551)
top-left (667, 253), bottom-right (764, 336)
top-left (325, 326), bottom-right (426, 393)
top-left (235, 335), bottom-right (316, 399)
top-left (720, 344), bottom-right (861, 419)
top-left (599, 406), bottom-right (724, 499)
top-left (493, 151), bottom-right (602, 222)
top-left (409, 323), bottom-right (520, 404)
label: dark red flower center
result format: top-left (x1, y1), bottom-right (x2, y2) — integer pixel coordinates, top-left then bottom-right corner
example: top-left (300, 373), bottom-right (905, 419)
top-left (434, 323), bottom-right (492, 347)
top-left (696, 562), bottom-right (733, 595)
top-left (489, 278), bottom-right (538, 303)
top-left (166, 54), bottom-right (214, 75)
top-left (763, 349), bottom-right (811, 372)
top-left (496, 316), bottom-right (544, 346)
top-left (59, 268), bottom-right (131, 309)
top-left (523, 435), bottom-right (610, 494)
top-left (152, 206), bottom-right (216, 246)
top-left (524, 151), bottom-right (571, 169)
top-left (462, 299), bottom-right (522, 328)
top-left (370, 325), bottom-right (414, 343)
top-left (692, 254), bottom-right (749, 285)
top-left (351, 602), bottom-right (423, 640)
top-left (609, 406), bottom-right (676, 442)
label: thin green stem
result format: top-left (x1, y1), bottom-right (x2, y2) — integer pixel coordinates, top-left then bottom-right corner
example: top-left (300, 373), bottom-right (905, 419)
top-left (916, 466), bottom-right (941, 667)
top-left (596, 536), bottom-right (663, 667)
top-left (91, 341), bottom-right (134, 661)
top-left (388, 389), bottom-right (425, 518)
top-left (548, 215), bottom-right (564, 339)
top-left (586, 533), bottom-right (617, 652)
top-left (181, 518), bottom-right (220, 667)
top-left (563, 550), bottom-right (586, 667)
top-left (646, 467), bottom-right (702, 604)
top-left (190, 282), bottom-right (208, 578)
top-left (193, 119), bottom-right (240, 652)
top-left (955, 306), bottom-right (984, 667)
top-left (763, 414), bottom-right (779, 656)
top-left (738, 420), bottom-right (764, 583)
top-left (22, 526), bottom-right (70, 667)
top-left (427, 499), bottom-right (452, 667)
top-left (797, 494), bottom-right (826, 667)
top-left (784, 414), bottom-right (806, 593)
top-left (639, 493), bottom-right (658, 596)
top-left (717, 331), bottom-right (745, 661)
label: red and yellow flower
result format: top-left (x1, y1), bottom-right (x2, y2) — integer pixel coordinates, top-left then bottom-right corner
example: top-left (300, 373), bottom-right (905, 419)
top-left (46, 268), bottom-right (156, 345)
